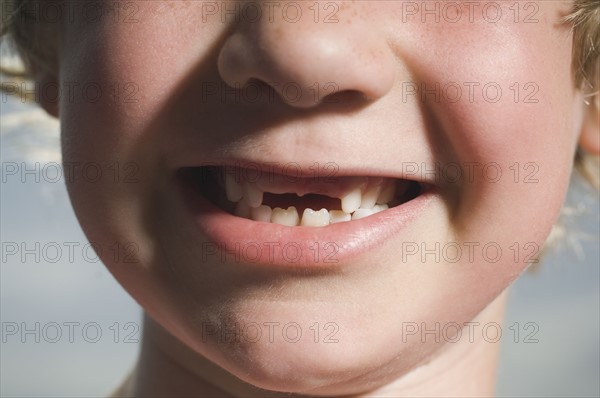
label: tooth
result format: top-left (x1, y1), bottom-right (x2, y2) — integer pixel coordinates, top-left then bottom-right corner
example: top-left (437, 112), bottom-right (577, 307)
top-left (341, 188), bottom-right (361, 214)
top-left (251, 205), bottom-right (272, 222)
top-left (376, 181), bottom-right (395, 204)
top-left (373, 204), bottom-right (389, 213)
top-left (351, 208), bottom-right (376, 220)
top-left (225, 172), bottom-right (243, 202)
top-left (243, 181), bottom-right (263, 208)
top-left (329, 210), bottom-right (351, 224)
top-left (361, 184), bottom-right (382, 209)
top-left (301, 208), bottom-right (329, 227)
top-left (234, 200), bottom-right (251, 218)
top-left (271, 206), bottom-right (300, 226)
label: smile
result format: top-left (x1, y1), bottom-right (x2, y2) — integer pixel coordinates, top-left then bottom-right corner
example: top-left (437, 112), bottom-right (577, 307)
top-left (175, 162), bottom-right (436, 267)
top-left (186, 165), bottom-right (424, 226)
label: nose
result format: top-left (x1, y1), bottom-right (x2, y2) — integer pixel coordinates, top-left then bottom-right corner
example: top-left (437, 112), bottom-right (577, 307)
top-left (217, 2), bottom-right (396, 108)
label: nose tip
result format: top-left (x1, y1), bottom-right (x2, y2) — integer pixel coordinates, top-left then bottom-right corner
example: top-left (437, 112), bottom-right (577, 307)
top-left (217, 22), bottom-right (395, 108)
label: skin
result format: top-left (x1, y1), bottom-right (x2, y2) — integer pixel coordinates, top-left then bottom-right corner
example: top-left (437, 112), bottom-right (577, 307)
top-left (35, 0), bottom-right (599, 396)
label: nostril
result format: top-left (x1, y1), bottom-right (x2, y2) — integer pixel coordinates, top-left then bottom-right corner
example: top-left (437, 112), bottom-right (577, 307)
top-left (321, 89), bottom-right (370, 105)
top-left (217, 23), bottom-right (396, 109)
top-left (237, 78), bottom-right (343, 109)
top-left (216, 78), bottom-right (374, 109)
top-left (271, 85), bottom-right (373, 109)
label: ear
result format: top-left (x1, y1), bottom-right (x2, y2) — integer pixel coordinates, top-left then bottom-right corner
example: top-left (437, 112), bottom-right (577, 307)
top-left (578, 94), bottom-right (600, 155)
top-left (35, 71), bottom-right (60, 118)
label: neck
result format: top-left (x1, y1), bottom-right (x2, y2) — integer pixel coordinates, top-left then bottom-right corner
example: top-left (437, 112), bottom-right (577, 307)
top-left (115, 291), bottom-right (507, 397)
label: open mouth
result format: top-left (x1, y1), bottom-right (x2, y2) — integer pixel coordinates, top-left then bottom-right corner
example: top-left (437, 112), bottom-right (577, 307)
top-left (179, 166), bottom-right (424, 227)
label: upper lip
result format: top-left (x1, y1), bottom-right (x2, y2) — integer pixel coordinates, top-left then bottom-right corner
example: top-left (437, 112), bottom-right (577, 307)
top-left (174, 157), bottom-right (439, 186)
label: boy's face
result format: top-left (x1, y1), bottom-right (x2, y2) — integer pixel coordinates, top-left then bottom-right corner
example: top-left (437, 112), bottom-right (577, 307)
top-left (57, 0), bottom-right (585, 393)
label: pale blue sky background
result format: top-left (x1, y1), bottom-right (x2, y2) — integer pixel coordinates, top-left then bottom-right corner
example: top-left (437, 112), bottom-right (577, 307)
top-left (1, 85), bottom-right (599, 397)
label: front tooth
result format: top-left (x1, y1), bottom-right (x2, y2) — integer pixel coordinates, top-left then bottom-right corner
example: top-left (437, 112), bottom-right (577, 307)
top-left (329, 210), bottom-right (351, 224)
top-left (341, 188), bottom-right (362, 214)
top-left (234, 200), bottom-right (251, 218)
top-left (225, 173), bottom-right (243, 202)
top-left (301, 208), bottom-right (329, 227)
top-left (271, 207), bottom-right (300, 226)
top-left (243, 181), bottom-right (263, 208)
top-left (351, 208), bottom-right (376, 220)
top-left (376, 181), bottom-right (395, 204)
top-left (361, 184), bottom-right (382, 209)
top-left (251, 205), bottom-right (272, 222)
top-left (373, 204), bottom-right (389, 213)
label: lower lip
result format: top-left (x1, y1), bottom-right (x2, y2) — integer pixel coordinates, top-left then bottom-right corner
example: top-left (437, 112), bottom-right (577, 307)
top-left (177, 177), bottom-right (435, 268)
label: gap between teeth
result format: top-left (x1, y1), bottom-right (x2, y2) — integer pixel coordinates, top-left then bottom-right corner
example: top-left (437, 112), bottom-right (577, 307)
top-left (235, 202), bottom-right (389, 226)
top-left (226, 173), bottom-right (395, 226)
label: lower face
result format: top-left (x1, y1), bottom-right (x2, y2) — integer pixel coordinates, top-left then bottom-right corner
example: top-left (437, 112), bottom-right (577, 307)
top-left (58, 1), bottom-right (580, 394)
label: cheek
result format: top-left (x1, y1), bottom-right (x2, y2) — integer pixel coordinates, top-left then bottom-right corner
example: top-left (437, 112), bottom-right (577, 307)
top-left (378, 4), bottom-right (580, 334)
top-left (408, 9), bottom-right (578, 246)
top-left (59, 7), bottom-right (217, 156)
top-left (59, 5), bottom-right (220, 261)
